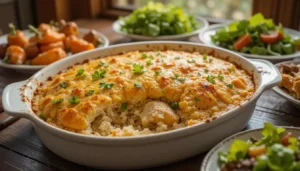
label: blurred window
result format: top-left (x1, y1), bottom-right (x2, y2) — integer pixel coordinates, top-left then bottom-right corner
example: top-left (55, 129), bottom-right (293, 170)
top-left (112, 0), bottom-right (253, 20)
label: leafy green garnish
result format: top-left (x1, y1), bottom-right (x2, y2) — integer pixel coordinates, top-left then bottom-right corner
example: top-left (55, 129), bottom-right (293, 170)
top-left (92, 70), bottom-right (106, 80)
top-left (99, 82), bottom-right (114, 89)
top-left (155, 70), bottom-right (161, 76)
top-left (85, 90), bottom-right (94, 96)
top-left (171, 102), bottom-right (179, 110)
top-left (99, 62), bottom-right (108, 67)
top-left (227, 83), bottom-right (234, 88)
top-left (203, 54), bottom-right (208, 60)
top-left (146, 59), bottom-right (152, 65)
top-left (120, 102), bottom-right (128, 112)
top-left (52, 98), bottom-right (63, 104)
top-left (68, 96), bottom-right (80, 104)
top-left (132, 63), bottom-right (144, 74)
top-left (59, 82), bottom-right (67, 88)
top-left (76, 68), bottom-right (85, 77)
top-left (174, 56), bottom-right (180, 60)
top-left (134, 83), bottom-right (143, 88)
top-left (120, 2), bottom-right (199, 36)
top-left (204, 68), bottom-right (208, 73)
top-left (187, 59), bottom-right (195, 63)
top-left (39, 113), bottom-right (46, 120)
top-left (207, 75), bottom-right (216, 84)
top-left (218, 74), bottom-right (224, 81)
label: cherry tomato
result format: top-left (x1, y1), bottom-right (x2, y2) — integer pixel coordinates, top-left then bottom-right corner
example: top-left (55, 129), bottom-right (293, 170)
top-left (281, 132), bottom-right (294, 146)
top-left (233, 34), bottom-right (251, 50)
top-left (260, 30), bottom-right (283, 43)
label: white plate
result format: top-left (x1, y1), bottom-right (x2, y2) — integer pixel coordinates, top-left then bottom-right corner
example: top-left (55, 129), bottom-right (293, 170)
top-left (199, 24), bottom-right (300, 62)
top-left (201, 126), bottom-right (300, 171)
top-left (0, 28), bottom-right (109, 73)
top-left (273, 60), bottom-right (300, 108)
top-left (113, 16), bottom-right (208, 41)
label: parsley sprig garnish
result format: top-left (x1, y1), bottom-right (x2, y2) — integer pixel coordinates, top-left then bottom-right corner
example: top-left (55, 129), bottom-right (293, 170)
top-left (69, 96), bottom-right (80, 104)
top-left (76, 68), bottom-right (85, 77)
top-left (52, 98), bottom-right (63, 104)
top-left (132, 63), bottom-right (144, 74)
top-left (92, 70), bottom-right (106, 80)
top-left (99, 82), bottom-right (114, 89)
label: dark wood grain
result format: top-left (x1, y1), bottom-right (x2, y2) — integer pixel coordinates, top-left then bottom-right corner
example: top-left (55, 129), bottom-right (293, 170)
top-left (1, 18), bottom-right (300, 171)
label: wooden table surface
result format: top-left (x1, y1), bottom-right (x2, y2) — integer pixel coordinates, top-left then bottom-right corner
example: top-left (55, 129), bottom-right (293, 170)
top-left (1, 19), bottom-right (300, 171)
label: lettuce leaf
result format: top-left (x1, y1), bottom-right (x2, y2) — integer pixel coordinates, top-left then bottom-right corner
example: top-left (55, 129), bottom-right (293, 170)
top-left (255, 122), bottom-right (286, 146)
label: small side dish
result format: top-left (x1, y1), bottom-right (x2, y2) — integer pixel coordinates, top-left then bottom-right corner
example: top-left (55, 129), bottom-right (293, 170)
top-left (0, 21), bottom-right (104, 66)
top-left (218, 122), bottom-right (300, 171)
top-left (32, 50), bottom-right (255, 137)
top-left (119, 2), bottom-right (199, 37)
top-left (211, 13), bottom-right (300, 56)
top-left (279, 63), bottom-right (300, 99)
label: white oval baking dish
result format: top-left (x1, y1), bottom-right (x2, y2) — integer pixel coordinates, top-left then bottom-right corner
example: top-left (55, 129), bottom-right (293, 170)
top-left (2, 42), bottom-right (281, 170)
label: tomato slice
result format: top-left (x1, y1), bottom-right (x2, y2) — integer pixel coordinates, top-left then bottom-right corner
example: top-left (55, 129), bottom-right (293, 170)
top-left (277, 30), bottom-right (283, 40)
top-left (260, 30), bottom-right (283, 43)
top-left (233, 34), bottom-right (252, 50)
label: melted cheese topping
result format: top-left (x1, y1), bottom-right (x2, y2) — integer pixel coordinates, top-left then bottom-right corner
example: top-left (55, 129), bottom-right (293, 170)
top-left (32, 51), bottom-right (255, 136)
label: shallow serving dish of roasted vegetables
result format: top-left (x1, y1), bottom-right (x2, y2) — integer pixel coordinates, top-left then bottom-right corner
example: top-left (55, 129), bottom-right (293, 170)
top-left (202, 122), bottom-right (300, 171)
top-left (0, 21), bottom-right (109, 69)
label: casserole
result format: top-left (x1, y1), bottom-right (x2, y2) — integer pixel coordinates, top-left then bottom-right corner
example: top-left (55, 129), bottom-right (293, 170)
top-left (2, 42), bottom-right (281, 169)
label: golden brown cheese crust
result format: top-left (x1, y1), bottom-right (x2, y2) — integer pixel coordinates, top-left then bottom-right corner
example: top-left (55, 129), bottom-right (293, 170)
top-left (32, 50), bottom-right (255, 136)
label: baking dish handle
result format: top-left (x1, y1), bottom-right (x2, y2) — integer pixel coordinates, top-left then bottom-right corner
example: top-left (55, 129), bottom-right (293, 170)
top-left (2, 81), bottom-right (32, 120)
top-left (250, 59), bottom-right (282, 91)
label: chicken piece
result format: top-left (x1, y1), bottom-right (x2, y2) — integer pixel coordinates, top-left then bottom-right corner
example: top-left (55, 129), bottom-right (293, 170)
top-left (60, 22), bottom-right (79, 37)
top-left (293, 80), bottom-right (300, 99)
top-left (123, 83), bottom-right (147, 103)
top-left (57, 108), bottom-right (88, 130)
top-left (280, 74), bottom-right (294, 92)
top-left (4, 45), bottom-right (26, 64)
top-left (141, 101), bottom-right (178, 126)
top-left (232, 78), bottom-right (246, 89)
top-left (83, 30), bottom-right (103, 47)
top-left (24, 43), bottom-right (40, 59)
top-left (40, 41), bottom-right (64, 53)
top-left (69, 38), bottom-right (95, 54)
top-left (7, 24), bottom-right (28, 47)
top-left (31, 48), bottom-right (66, 65)
top-left (0, 44), bottom-right (8, 59)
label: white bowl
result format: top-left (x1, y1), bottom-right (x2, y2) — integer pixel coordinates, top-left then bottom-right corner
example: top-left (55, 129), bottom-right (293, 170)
top-left (0, 28), bottom-right (109, 73)
top-left (113, 16), bottom-right (208, 41)
top-left (2, 42), bottom-right (281, 169)
top-left (273, 60), bottom-right (300, 108)
top-left (199, 24), bottom-right (300, 62)
top-left (201, 126), bottom-right (300, 171)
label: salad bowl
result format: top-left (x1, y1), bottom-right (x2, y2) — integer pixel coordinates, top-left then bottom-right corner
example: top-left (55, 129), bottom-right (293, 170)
top-left (201, 124), bottom-right (300, 171)
top-left (2, 42), bottom-right (280, 169)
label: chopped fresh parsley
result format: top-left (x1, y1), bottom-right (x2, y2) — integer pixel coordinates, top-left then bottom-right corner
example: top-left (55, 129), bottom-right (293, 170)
top-left (85, 90), bottom-right (95, 96)
top-left (177, 77), bottom-right (186, 82)
top-left (227, 83), bottom-right (234, 88)
top-left (39, 113), bottom-right (46, 120)
top-left (194, 97), bottom-right (200, 101)
top-left (156, 51), bottom-right (161, 56)
top-left (134, 83), bottom-right (143, 88)
top-left (99, 82), bottom-right (114, 89)
top-left (148, 55), bottom-right (154, 59)
top-left (59, 82), bottom-right (67, 88)
top-left (146, 59), bottom-right (152, 65)
top-left (187, 59), bottom-right (196, 63)
top-left (209, 58), bottom-right (213, 63)
top-left (173, 73), bottom-right (180, 79)
top-left (204, 68), bottom-right (209, 73)
top-left (197, 72), bottom-right (201, 76)
top-left (207, 75), bottom-right (216, 84)
top-left (92, 70), bottom-right (106, 80)
top-left (69, 96), bottom-right (80, 104)
top-left (155, 70), bottom-right (161, 76)
top-left (218, 74), bottom-right (224, 81)
top-left (120, 102), bottom-right (128, 112)
top-left (171, 102), bottom-right (179, 110)
top-left (228, 68), bottom-right (235, 73)
top-left (132, 63), bottom-right (144, 74)
top-left (203, 54), bottom-right (208, 60)
top-left (141, 53), bottom-right (148, 58)
top-left (174, 56), bottom-right (180, 60)
top-left (76, 68), bottom-right (85, 77)
top-left (99, 62), bottom-right (108, 67)
top-left (52, 98), bottom-right (63, 104)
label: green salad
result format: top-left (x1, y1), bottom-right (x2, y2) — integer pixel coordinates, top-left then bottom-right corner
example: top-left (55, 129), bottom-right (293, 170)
top-left (119, 2), bottom-right (199, 37)
top-left (211, 13), bottom-right (300, 56)
top-left (218, 122), bottom-right (300, 171)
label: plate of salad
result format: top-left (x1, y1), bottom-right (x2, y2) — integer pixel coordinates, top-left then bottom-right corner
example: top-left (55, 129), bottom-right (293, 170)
top-left (113, 2), bottom-right (208, 41)
top-left (199, 13), bottom-right (300, 62)
top-left (201, 122), bottom-right (300, 171)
